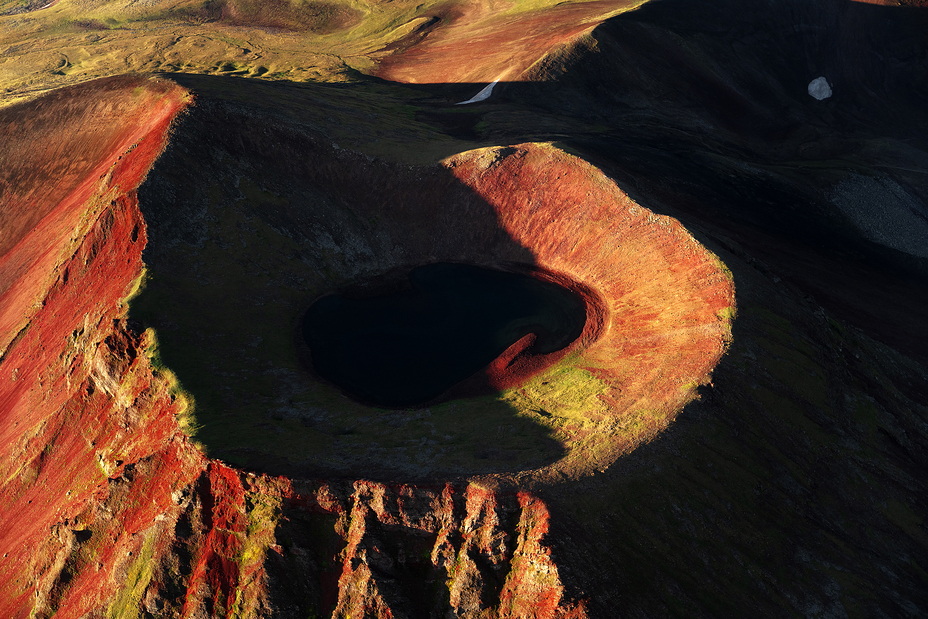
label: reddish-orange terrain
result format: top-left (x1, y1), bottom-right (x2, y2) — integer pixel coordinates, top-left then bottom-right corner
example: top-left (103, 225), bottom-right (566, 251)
top-left (0, 76), bottom-right (598, 618)
top-left (0, 76), bottom-right (199, 617)
top-left (443, 144), bottom-right (734, 474)
top-left (374, 0), bottom-right (644, 84)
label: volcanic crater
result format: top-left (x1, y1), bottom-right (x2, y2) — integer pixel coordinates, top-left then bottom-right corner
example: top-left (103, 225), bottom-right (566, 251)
top-left (131, 95), bottom-right (735, 482)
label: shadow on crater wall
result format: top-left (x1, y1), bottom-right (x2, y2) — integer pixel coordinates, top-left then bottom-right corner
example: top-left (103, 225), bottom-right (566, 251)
top-left (133, 87), bottom-right (569, 481)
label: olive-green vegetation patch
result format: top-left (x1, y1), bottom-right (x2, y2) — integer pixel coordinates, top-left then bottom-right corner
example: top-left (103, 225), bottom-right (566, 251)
top-left (230, 485), bottom-right (285, 616)
top-left (501, 359), bottom-right (689, 473)
top-left (505, 362), bottom-right (609, 429)
top-left (0, 0), bottom-right (457, 105)
top-left (106, 532), bottom-right (157, 619)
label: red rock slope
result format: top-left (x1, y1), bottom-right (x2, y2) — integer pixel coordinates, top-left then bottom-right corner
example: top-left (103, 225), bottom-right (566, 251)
top-left (445, 144), bottom-right (735, 477)
top-left (0, 75), bottom-right (196, 617)
top-left (0, 77), bottom-right (590, 618)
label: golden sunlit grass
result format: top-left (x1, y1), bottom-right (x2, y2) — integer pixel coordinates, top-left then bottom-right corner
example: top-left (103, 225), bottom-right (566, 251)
top-left (0, 0), bottom-right (654, 106)
top-left (502, 0), bottom-right (646, 18)
top-left (0, 0), bottom-right (439, 104)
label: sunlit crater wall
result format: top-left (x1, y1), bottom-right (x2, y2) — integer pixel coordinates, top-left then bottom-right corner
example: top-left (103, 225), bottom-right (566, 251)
top-left (444, 144), bottom-right (735, 477)
top-left (135, 120), bottom-right (734, 481)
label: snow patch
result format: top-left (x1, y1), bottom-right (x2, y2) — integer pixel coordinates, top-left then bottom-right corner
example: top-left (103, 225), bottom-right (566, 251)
top-left (456, 80), bottom-right (500, 105)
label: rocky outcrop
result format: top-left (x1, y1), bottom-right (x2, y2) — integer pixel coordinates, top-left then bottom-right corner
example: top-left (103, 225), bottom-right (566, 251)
top-left (272, 480), bottom-right (587, 618)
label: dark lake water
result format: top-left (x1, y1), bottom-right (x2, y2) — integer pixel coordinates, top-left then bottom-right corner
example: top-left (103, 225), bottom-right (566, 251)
top-left (302, 262), bottom-right (587, 407)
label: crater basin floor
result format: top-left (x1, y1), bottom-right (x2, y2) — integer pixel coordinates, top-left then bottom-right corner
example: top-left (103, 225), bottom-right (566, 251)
top-left (303, 262), bottom-right (587, 407)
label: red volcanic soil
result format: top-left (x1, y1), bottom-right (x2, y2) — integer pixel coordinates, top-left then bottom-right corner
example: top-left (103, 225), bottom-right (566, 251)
top-left (444, 144), bottom-right (734, 470)
top-left (0, 78), bottom-right (590, 617)
top-left (0, 76), bottom-right (188, 355)
top-left (374, 0), bottom-right (644, 84)
top-left (0, 76), bottom-right (197, 617)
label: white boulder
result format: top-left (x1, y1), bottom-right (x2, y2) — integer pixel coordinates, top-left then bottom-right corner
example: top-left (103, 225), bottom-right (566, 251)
top-left (808, 76), bottom-right (833, 100)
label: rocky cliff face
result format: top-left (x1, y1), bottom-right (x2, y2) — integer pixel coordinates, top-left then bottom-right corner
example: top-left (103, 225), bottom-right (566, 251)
top-left (0, 76), bottom-right (202, 617)
top-left (271, 480), bottom-right (588, 618)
